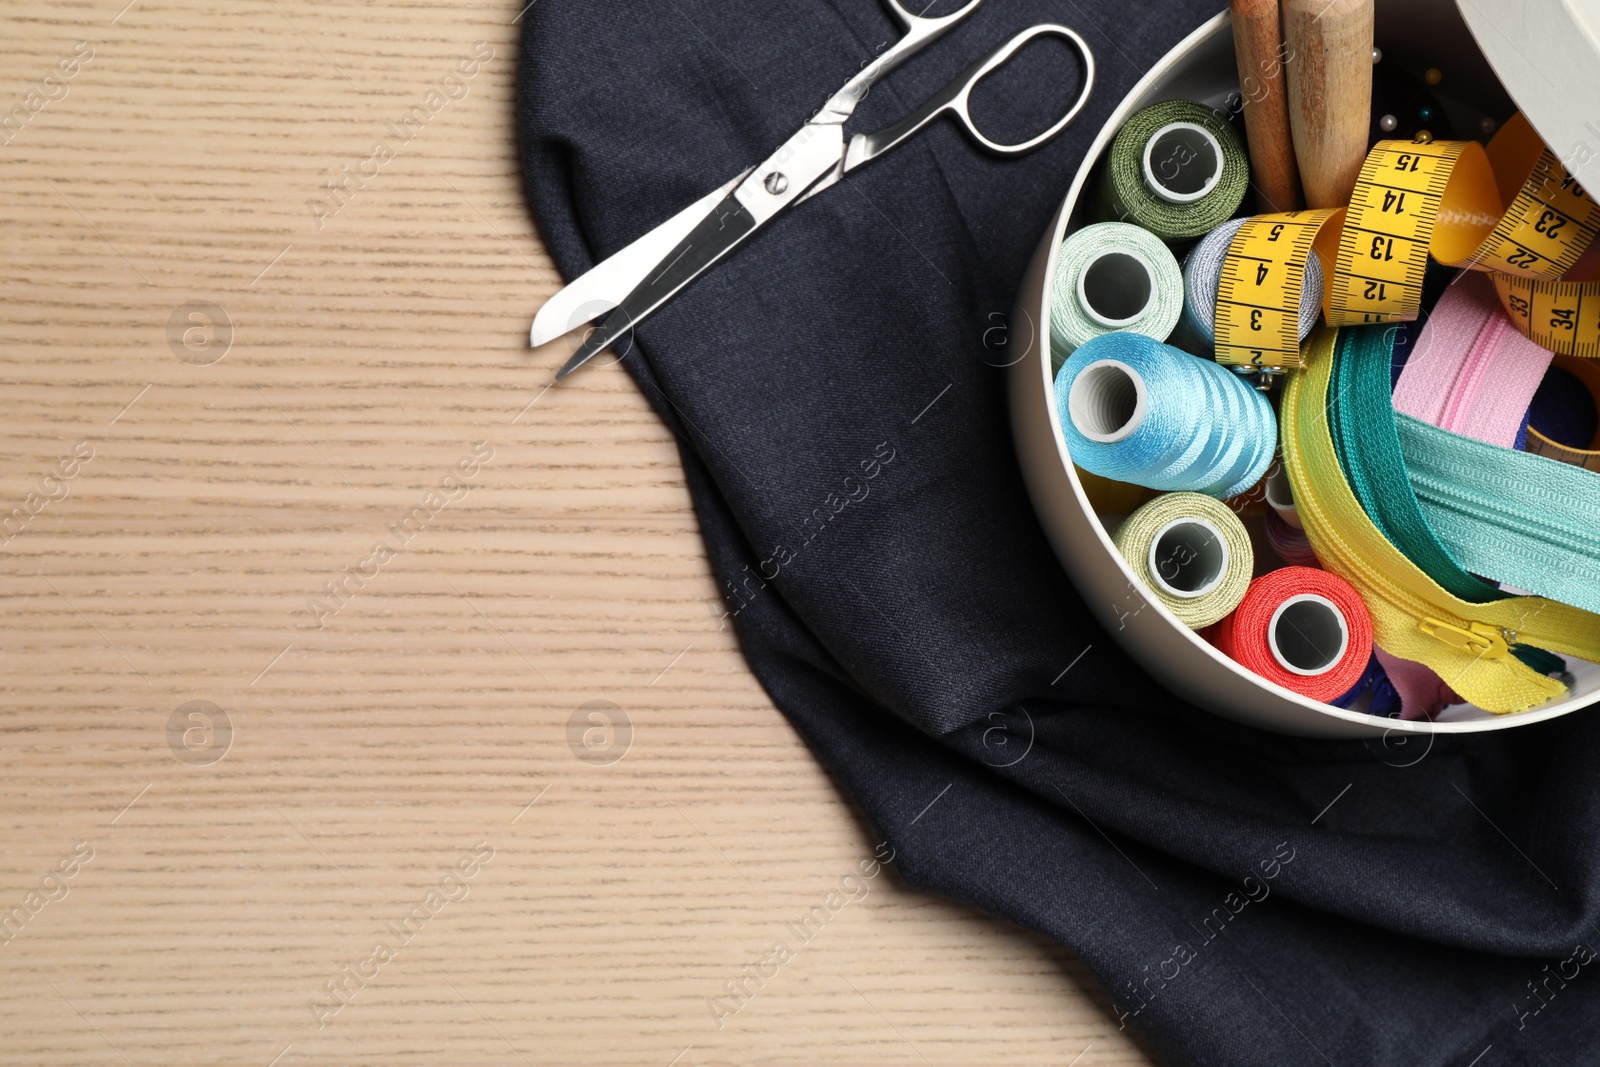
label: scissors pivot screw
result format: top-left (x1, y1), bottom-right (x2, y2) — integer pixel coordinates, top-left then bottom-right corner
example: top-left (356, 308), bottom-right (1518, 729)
top-left (763, 172), bottom-right (789, 195)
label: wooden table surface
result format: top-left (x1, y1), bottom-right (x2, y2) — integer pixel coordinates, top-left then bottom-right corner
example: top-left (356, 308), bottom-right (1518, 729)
top-left (0, 2), bottom-right (1155, 1063)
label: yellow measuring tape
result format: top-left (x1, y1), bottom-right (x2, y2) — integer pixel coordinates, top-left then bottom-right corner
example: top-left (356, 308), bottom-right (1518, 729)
top-left (1527, 355), bottom-right (1600, 470)
top-left (1214, 209), bottom-right (1342, 369)
top-left (1214, 114), bottom-right (1600, 367)
top-left (1326, 138), bottom-right (1501, 324)
top-left (1495, 276), bottom-right (1600, 357)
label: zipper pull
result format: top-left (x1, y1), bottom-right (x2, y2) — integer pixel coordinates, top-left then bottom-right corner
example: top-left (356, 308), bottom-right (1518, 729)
top-left (1418, 617), bottom-right (1510, 659)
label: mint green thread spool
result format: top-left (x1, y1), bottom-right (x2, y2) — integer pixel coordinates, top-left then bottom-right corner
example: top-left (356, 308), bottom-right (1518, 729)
top-left (1096, 100), bottom-right (1249, 243)
top-left (1049, 222), bottom-right (1183, 373)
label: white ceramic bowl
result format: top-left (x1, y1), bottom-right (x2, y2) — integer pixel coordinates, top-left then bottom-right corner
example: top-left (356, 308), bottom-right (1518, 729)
top-left (1008, 1), bottom-right (1600, 738)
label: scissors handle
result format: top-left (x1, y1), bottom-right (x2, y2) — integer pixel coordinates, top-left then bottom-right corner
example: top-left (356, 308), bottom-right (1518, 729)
top-left (819, 0), bottom-right (985, 123)
top-left (843, 24), bottom-right (1095, 167)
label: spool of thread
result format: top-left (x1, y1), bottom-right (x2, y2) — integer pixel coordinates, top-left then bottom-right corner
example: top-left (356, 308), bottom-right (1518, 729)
top-left (1055, 333), bottom-right (1277, 498)
top-left (1265, 508), bottom-right (1318, 566)
top-left (1329, 653), bottom-right (1400, 717)
top-left (1095, 100), bottom-right (1250, 243)
top-left (1211, 567), bottom-right (1373, 703)
top-left (1111, 493), bottom-right (1254, 628)
top-left (1180, 217), bottom-right (1326, 350)
top-left (1528, 357), bottom-right (1600, 471)
top-left (1283, 0), bottom-right (1374, 208)
top-left (1262, 460), bottom-right (1300, 529)
top-left (1050, 222), bottom-right (1184, 371)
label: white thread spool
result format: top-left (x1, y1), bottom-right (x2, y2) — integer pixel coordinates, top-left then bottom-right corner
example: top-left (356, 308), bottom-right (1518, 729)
top-left (1067, 359), bottom-right (1149, 443)
top-left (1267, 594), bottom-right (1350, 676)
top-left (1141, 121), bottom-right (1225, 205)
top-left (1076, 248), bottom-right (1158, 329)
top-left (1146, 516), bottom-right (1230, 600)
top-left (1264, 462), bottom-right (1302, 529)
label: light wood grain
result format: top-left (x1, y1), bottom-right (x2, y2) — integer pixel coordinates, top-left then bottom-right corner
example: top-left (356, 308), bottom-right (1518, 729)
top-left (1284, 0), bottom-right (1375, 208)
top-left (0, 2), bottom-right (1156, 1063)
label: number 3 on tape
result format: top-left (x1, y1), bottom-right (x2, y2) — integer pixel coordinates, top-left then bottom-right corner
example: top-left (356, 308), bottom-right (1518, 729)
top-left (1215, 209), bottom-right (1343, 370)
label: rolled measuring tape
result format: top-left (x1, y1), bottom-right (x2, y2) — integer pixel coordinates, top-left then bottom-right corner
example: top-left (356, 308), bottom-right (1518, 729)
top-left (1181, 217), bottom-right (1326, 352)
top-left (1054, 332), bottom-right (1277, 498)
top-left (1095, 100), bottom-right (1250, 243)
top-left (1210, 567), bottom-right (1373, 704)
top-left (1528, 356), bottom-right (1600, 470)
top-left (1495, 276), bottom-right (1600, 358)
top-left (1111, 493), bottom-right (1253, 629)
top-left (1214, 209), bottom-right (1344, 369)
top-left (1212, 114), bottom-right (1600, 369)
top-left (1049, 222), bottom-right (1184, 370)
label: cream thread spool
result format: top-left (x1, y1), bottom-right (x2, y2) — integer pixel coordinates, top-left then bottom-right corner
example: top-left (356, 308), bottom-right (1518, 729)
top-left (1110, 492), bottom-right (1253, 629)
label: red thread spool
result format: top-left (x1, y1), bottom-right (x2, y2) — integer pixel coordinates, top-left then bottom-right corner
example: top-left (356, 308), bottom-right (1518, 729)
top-left (1212, 567), bottom-right (1373, 703)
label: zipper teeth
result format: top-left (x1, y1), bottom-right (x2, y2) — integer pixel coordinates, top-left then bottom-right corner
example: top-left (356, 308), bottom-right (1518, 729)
top-left (1413, 471), bottom-right (1600, 559)
top-left (1285, 368), bottom-right (1482, 636)
top-left (1291, 366), bottom-right (1569, 667)
top-left (1438, 315), bottom-right (1501, 435)
top-left (1300, 486), bottom-right (1441, 621)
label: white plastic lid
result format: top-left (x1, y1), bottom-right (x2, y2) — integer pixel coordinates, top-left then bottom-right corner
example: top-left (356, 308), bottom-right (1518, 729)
top-left (1457, 0), bottom-right (1600, 185)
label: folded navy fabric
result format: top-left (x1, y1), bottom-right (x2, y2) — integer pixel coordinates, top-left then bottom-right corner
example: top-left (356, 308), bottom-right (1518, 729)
top-left (518, 4), bottom-right (1600, 1063)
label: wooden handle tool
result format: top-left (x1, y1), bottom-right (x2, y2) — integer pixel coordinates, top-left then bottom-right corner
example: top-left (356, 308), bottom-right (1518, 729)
top-left (1231, 0), bottom-right (1303, 212)
top-left (1283, 0), bottom-right (1374, 209)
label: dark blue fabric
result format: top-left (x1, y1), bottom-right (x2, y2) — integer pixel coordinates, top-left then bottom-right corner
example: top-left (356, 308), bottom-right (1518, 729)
top-left (517, 4), bottom-right (1600, 1063)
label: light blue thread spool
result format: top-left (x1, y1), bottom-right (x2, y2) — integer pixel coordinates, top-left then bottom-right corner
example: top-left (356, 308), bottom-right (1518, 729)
top-left (1055, 333), bottom-right (1276, 498)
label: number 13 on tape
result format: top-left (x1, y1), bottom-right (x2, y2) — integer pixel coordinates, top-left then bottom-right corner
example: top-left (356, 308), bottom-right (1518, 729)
top-left (1215, 209), bottom-right (1343, 370)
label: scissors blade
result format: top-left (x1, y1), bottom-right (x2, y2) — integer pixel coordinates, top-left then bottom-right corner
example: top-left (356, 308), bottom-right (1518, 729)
top-left (531, 170), bottom-right (751, 348)
top-left (557, 123), bottom-right (844, 380)
top-left (555, 193), bottom-right (759, 379)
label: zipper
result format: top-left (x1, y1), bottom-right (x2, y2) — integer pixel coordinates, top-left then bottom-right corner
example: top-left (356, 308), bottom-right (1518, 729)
top-left (1280, 330), bottom-right (1556, 678)
top-left (1284, 435), bottom-right (1514, 662)
top-left (1435, 311), bottom-right (1505, 436)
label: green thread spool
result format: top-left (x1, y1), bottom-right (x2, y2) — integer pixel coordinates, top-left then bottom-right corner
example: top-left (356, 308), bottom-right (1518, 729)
top-left (1049, 222), bottom-right (1183, 372)
top-left (1096, 100), bottom-right (1249, 243)
top-left (1112, 492), bottom-right (1253, 629)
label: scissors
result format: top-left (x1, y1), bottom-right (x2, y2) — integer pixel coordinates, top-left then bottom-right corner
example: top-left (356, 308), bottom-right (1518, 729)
top-left (533, 0), bottom-right (1096, 379)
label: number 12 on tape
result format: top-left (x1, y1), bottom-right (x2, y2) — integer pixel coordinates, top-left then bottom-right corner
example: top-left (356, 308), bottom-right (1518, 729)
top-left (1214, 209), bottom-right (1343, 370)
